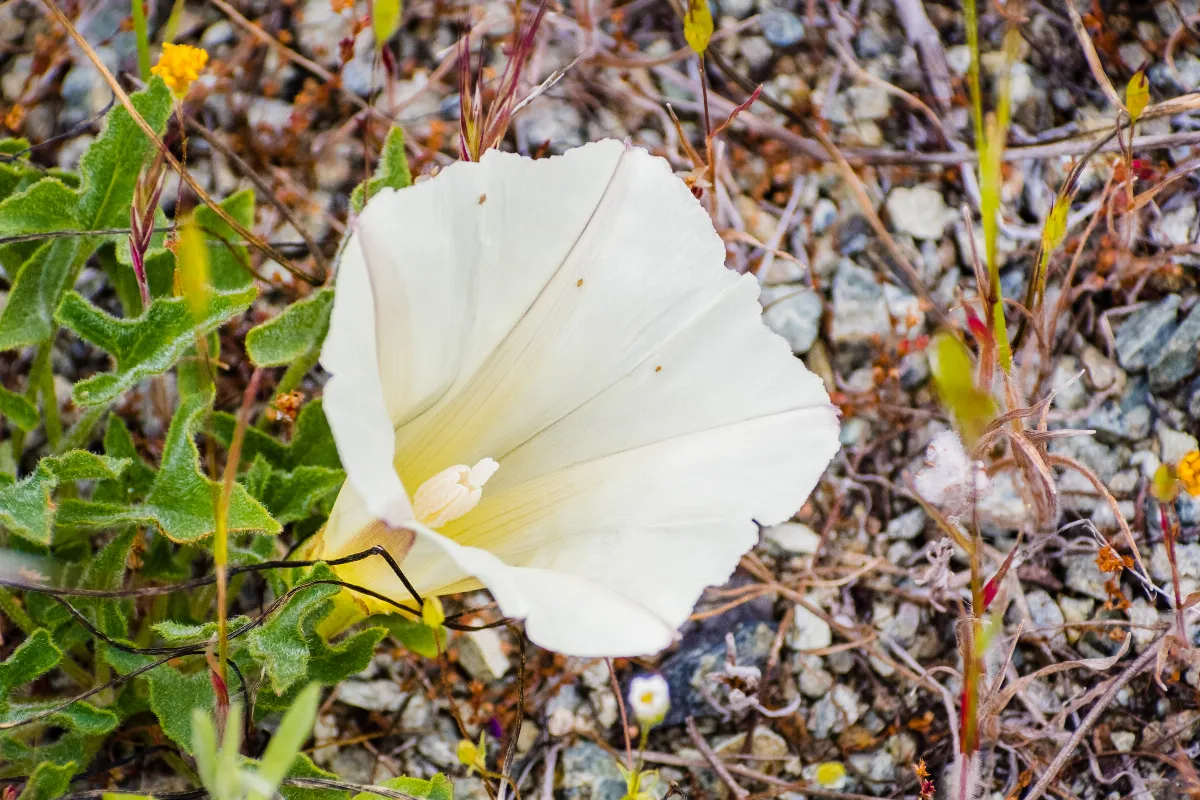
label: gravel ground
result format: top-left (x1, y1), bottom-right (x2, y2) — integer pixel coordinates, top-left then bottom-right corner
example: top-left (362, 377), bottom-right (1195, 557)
top-left (4, 0), bottom-right (1200, 798)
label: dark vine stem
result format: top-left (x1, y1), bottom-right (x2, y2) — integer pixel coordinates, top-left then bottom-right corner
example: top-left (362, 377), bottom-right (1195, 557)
top-left (0, 546), bottom-right (512, 731)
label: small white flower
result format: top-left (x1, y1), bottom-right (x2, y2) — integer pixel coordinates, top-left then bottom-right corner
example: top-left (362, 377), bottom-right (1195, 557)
top-left (315, 140), bottom-right (841, 656)
top-left (628, 674), bottom-right (669, 727)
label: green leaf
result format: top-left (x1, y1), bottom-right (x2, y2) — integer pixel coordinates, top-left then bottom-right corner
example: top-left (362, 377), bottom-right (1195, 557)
top-left (211, 399), bottom-right (341, 472)
top-left (372, 0), bottom-right (403, 48)
top-left (247, 572), bottom-right (343, 695)
top-left (57, 284), bottom-right (256, 407)
top-left (245, 288), bottom-right (333, 368)
top-left (42, 450), bottom-right (129, 482)
top-left (0, 78), bottom-right (172, 350)
top-left (92, 415), bottom-right (156, 504)
top-left (247, 564), bottom-right (385, 698)
top-left (1, 700), bottom-right (119, 736)
top-left (0, 465), bottom-right (57, 544)
top-left (253, 684), bottom-right (321, 800)
top-left (193, 188), bottom-right (256, 292)
top-left (0, 629), bottom-right (60, 694)
top-left (281, 754), bottom-right (347, 800)
top-left (151, 617), bottom-right (252, 646)
top-left (16, 760), bottom-right (76, 800)
top-left (352, 775), bottom-right (453, 800)
top-left (145, 662), bottom-right (216, 753)
top-left (141, 392), bottom-right (280, 543)
top-left (0, 384), bottom-right (37, 432)
top-left (371, 615), bottom-right (444, 659)
top-left (928, 332), bottom-right (997, 446)
top-left (351, 127), bottom-right (412, 213)
top-left (0, 452), bottom-right (128, 545)
top-left (245, 456), bottom-right (344, 525)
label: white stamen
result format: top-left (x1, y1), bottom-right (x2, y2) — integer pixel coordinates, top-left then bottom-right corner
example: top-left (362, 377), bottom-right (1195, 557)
top-left (412, 458), bottom-right (499, 527)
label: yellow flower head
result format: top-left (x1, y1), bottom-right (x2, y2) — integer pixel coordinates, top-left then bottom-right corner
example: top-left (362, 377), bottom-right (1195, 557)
top-left (1178, 450), bottom-right (1200, 496)
top-left (151, 43), bottom-right (209, 98)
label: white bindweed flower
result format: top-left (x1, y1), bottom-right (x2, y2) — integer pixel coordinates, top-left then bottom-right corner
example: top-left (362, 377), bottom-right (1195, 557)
top-left (314, 139), bottom-right (840, 657)
top-left (628, 674), bottom-right (670, 727)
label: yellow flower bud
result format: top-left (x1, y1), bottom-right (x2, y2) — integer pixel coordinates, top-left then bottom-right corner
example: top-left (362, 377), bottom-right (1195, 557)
top-left (151, 43), bottom-right (209, 98)
top-left (422, 595), bottom-right (445, 629)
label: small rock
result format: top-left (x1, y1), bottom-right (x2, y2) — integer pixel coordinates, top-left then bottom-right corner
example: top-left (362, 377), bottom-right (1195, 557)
top-left (660, 614), bottom-right (777, 726)
top-left (338, 680), bottom-right (406, 712)
top-left (457, 629), bottom-right (511, 683)
top-left (886, 186), bottom-right (951, 240)
top-left (808, 684), bottom-right (861, 739)
top-left (561, 741), bottom-right (661, 800)
top-left (1111, 731), bottom-right (1137, 752)
top-left (200, 20), bottom-right (236, 49)
top-left (762, 287), bottom-right (823, 354)
top-left (789, 601), bottom-right (832, 650)
top-left (849, 750), bottom-right (894, 784)
top-left (1158, 426), bottom-right (1199, 466)
top-left (1157, 197), bottom-right (1198, 247)
top-left (811, 198), bottom-right (838, 233)
top-left (795, 653), bottom-right (834, 697)
top-left (548, 707), bottom-right (578, 737)
top-left (830, 260), bottom-right (920, 342)
top-left (1088, 399), bottom-right (1153, 444)
top-left (1081, 345), bottom-right (1125, 392)
top-left (1129, 598), bottom-right (1161, 651)
top-left (719, 0), bottom-right (757, 18)
top-left (332, 746), bottom-right (390, 783)
top-left (977, 470), bottom-right (1028, 531)
top-left (761, 8), bottom-right (805, 48)
top-left (740, 36), bottom-right (774, 72)
top-left (886, 508), bottom-right (925, 540)
top-left (1149, 302), bottom-right (1200, 390)
top-left (1065, 554), bottom-right (1109, 601)
top-left (715, 727), bottom-right (789, 763)
top-left (1115, 295), bottom-right (1180, 371)
top-left (1025, 589), bottom-right (1066, 647)
top-left (763, 521), bottom-right (821, 554)
top-left (517, 721), bottom-right (540, 752)
top-left (824, 85), bottom-right (892, 124)
top-left (515, 99), bottom-right (584, 153)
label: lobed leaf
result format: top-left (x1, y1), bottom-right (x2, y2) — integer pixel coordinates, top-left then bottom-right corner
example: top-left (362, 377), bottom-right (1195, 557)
top-left (350, 126), bottom-right (412, 213)
top-left (245, 288), bottom-right (334, 368)
top-left (0, 79), bottom-right (172, 350)
top-left (58, 284), bottom-right (256, 407)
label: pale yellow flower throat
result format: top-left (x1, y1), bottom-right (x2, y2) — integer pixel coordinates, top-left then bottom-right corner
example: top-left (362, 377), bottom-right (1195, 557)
top-left (412, 458), bottom-right (499, 527)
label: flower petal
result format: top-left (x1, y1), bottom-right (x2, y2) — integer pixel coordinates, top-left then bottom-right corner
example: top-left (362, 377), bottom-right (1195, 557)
top-left (319, 236), bottom-right (412, 532)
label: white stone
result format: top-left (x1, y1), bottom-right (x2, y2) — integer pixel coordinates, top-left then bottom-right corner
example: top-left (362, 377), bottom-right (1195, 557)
top-left (887, 186), bottom-right (952, 240)
top-left (764, 522), bottom-right (821, 554)
top-left (1111, 731), bottom-right (1136, 752)
top-left (1158, 426), bottom-right (1198, 466)
top-left (338, 680), bottom-right (406, 712)
top-left (789, 601), bottom-right (832, 650)
top-left (457, 628), bottom-right (511, 682)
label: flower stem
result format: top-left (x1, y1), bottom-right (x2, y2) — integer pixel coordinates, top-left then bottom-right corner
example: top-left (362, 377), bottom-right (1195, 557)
top-left (214, 368), bottom-right (263, 681)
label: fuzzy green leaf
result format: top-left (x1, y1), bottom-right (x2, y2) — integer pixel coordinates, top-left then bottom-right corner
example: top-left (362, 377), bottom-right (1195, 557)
top-left (0, 452), bottom-right (128, 544)
top-left (16, 760), bottom-right (76, 800)
top-left (352, 775), bottom-right (453, 800)
top-left (0, 700), bottom-right (119, 736)
top-left (245, 455), bottom-right (344, 525)
top-left (57, 284), bottom-right (256, 407)
top-left (212, 399), bottom-right (341, 472)
top-left (142, 392), bottom-right (280, 543)
top-left (0, 385), bottom-right (37, 432)
top-left (247, 571), bottom-right (343, 695)
top-left (0, 79), bottom-right (172, 350)
top-left (0, 629), bottom-right (60, 694)
top-left (350, 127), bottom-right (412, 213)
top-left (194, 188), bottom-right (256, 291)
top-left (245, 288), bottom-right (333, 368)
top-left (281, 754), bottom-right (347, 800)
top-left (145, 662), bottom-right (217, 754)
top-left (0, 465), bottom-right (57, 544)
top-left (92, 415), bottom-right (156, 505)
